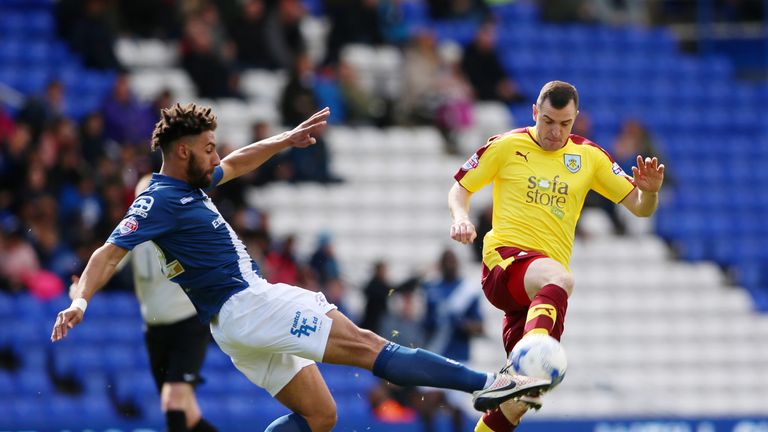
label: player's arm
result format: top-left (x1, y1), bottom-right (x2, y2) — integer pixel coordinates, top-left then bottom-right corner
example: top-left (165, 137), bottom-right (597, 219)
top-left (51, 243), bottom-right (128, 342)
top-left (449, 182), bottom-right (477, 244)
top-left (218, 107), bottom-right (330, 185)
top-left (621, 155), bottom-right (665, 217)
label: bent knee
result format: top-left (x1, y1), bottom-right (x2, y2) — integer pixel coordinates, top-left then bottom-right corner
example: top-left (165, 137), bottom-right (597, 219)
top-left (552, 273), bottom-right (574, 296)
top-left (305, 405), bottom-right (337, 431)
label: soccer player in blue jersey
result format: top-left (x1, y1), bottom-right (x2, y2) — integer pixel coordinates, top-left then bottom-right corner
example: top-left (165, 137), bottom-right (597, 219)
top-left (51, 103), bottom-right (549, 431)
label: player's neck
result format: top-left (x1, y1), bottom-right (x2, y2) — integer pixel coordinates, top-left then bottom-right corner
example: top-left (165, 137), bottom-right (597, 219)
top-left (159, 163), bottom-right (190, 184)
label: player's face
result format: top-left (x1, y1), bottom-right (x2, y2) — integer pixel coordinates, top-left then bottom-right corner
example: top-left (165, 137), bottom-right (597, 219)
top-left (533, 99), bottom-right (578, 151)
top-left (186, 130), bottom-right (220, 188)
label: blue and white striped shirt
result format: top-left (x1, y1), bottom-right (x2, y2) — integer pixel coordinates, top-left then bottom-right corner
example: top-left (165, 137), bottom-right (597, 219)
top-left (107, 167), bottom-right (260, 322)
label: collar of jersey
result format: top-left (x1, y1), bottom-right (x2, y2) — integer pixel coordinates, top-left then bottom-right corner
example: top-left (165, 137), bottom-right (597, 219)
top-left (151, 173), bottom-right (196, 190)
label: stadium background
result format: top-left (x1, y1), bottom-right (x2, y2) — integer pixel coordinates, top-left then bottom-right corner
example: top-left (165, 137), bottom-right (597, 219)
top-left (0, 0), bottom-right (767, 430)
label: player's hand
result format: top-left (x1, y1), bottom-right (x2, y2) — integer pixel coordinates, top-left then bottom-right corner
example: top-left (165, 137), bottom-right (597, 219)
top-left (68, 275), bottom-right (80, 300)
top-left (451, 219), bottom-right (477, 244)
top-left (50, 306), bottom-right (84, 342)
top-left (632, 155), bottom-right (665, 193)
top-left (286, 107), bottom-right (330, 148)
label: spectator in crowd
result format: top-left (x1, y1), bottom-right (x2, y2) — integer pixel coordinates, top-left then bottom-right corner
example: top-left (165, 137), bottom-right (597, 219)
top-left (427, 0), bottom-right (489, 20)
top-left (370, 278), bottom-right (426, 423)
top-left (309, 232), bottom-right (340, 285)
top-left (230, 0), bottom-right (276, 69)
top-left (264, 234), bottom-right (300, 285)
top-left (67, 0), bottom-right (123, 70)
top-left (323, 277), bottom-right (352, 319)
top-left (79, 112), bottom-right (113, 165)
top-left (1, 125), bottom-right (34, 208)
top-left (378, 0), bottom-right (411, 46)
top-left (402, 32), bottom-right (474, 152)
top-left (280, 52), bottom-right (338, 182)
top-left (181, 14), bottom-right (240, 99)
top-left (249, 121), bottom-right (294, 185)
top-left (0, 106), bottom-right (15, 143)
top-left (264, 0), bottom-right (308, 70)
top-left (323, 0), bottom-right (384, 65)
top-left (336, 59), bottom-right (391, 127)
top-left (116, 0), bottom-right (181, 39)
top-left (360, 260), bottom-right (392, 332)
top-left (0, 226), bottom-right (41, 293)
top-left (16, 80), bottom-right (66, 139)
top-left (419, 249), bottom-right (484, 432)
top-left (101, 73), bottom-right (156, 146)
top-left (461, 21), bottom-right (526, 104)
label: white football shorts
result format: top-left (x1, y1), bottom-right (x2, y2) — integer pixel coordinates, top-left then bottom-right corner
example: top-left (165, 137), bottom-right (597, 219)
top-left (210, 281), bottom-right (337, 395)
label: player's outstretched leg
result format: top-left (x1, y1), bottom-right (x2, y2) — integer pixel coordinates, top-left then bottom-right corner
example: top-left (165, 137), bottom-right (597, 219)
top-left (321, 310), bottom-right (550, 411)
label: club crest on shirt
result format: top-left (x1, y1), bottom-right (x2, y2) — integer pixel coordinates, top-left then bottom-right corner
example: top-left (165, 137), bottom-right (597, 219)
top-left (128, 196), bottom-right (155, 218)
top-left (461, 153), bottom-right (479, 171)
top-left (117, 217), bottom-right (139, 235)
top-left (564, 154), bottom-right (581, 173)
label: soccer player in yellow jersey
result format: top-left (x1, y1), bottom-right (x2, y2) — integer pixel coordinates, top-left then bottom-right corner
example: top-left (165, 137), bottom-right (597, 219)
top-left (449, 81), bottom-right (665, 431)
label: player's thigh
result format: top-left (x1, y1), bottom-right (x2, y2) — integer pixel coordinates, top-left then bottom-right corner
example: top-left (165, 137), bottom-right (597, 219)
top-left (274, 364), bottom-right (336, 425)
top-left (211, 283), bottom-right (336, 362)
top-left (144, 325), bottom-right (173, 392)
top-left (523, 258), bottom-right (574, 298)
top-left (166, 317), bottom-right (211, 387)
top-left (321, 309), bottom-right (387, 369)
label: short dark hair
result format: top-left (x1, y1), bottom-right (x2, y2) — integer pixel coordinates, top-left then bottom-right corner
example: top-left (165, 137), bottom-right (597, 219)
top-left (537, 81), bottom-right (579, 110)
top-left (151, 103), bottom-right (217, 152)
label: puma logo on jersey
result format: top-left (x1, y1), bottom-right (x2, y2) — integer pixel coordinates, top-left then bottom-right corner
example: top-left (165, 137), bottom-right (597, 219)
top-left (515, 151), bottom-right (529, 162)
top-left (532, 305), bottom-right (555, 317)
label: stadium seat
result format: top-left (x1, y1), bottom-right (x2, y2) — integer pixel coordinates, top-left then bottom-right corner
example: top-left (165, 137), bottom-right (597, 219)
top-left (15, 369), bottom-right (54, 396)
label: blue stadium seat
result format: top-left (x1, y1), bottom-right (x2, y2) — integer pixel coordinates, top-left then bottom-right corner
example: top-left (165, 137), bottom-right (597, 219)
top-left (107, 319), bottom-right (144, 343)
top-left (226, 369), bottom-right (256, 394)
top-left (204, 345), bottom-right (232, 371)
top-left (0, 371), bottom-right (16, 397)
top-left (138, 394), bottom-right (164, 424)
top-left (103, 293), bottom-right (141, 318)
top-left (52, 344), bottom-right (103, 378)
top-left (82, 371), bottom-right (110, 396)
top-left (0, 292), bottom-right (13, 316)
top-left (15, 294), bottom-right (46, 320)
top-left (15, 369), bottom-right (54, 395)
top-left (18, 346), bottom-right (46, 372)
top-left (10, 396), bottom-right (44, 427)
top-left (103, 344), bottom-right (138, 374)
top-left (335, 394), bottom-right (371, 420)
top-left (198, 370), bottom-right (230, 397)
top-left (113, 369), bottom-right (157, 402)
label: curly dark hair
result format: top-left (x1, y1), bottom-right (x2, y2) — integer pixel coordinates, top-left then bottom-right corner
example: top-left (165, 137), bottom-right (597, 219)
top-left (151, 103), bottom-right (218, 152)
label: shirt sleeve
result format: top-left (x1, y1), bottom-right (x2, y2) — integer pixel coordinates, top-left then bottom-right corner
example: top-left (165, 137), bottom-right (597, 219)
top-left (204, 165), bottom-right (224, 191)
top-left (590, 148), bottom-right (636, 204)
top-left (453, 139), bottom-right (503, 193)
top-left (107, 192), bottom-right (176, 251)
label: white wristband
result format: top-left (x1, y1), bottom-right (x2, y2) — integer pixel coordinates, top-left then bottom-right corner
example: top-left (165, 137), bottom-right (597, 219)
top-left (71, 298), bottom-right (88, 313)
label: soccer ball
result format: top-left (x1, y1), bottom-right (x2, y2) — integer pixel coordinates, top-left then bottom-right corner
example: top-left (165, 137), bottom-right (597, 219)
top-left (508, 334), bottom-right (568, 388)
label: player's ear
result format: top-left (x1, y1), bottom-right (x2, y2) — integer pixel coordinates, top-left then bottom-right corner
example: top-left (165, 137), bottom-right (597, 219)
top-left (532, 103), bottom-right (538, 122)
top-left (175, 140), bottom-right (189, 160)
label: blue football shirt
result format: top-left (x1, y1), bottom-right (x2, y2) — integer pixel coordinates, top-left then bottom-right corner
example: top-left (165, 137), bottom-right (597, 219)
top-left (108, 167), bottom-right (260, 322)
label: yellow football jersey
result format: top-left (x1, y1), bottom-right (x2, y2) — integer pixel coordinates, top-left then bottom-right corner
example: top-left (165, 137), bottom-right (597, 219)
top-left (455, 127), bottom-right (635, 268)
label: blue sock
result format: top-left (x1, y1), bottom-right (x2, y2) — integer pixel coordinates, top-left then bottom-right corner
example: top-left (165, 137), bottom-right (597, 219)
top-left (264, 413), bottom-right (311, 432)
top-left (372, 342), bottom-right (487, 393)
